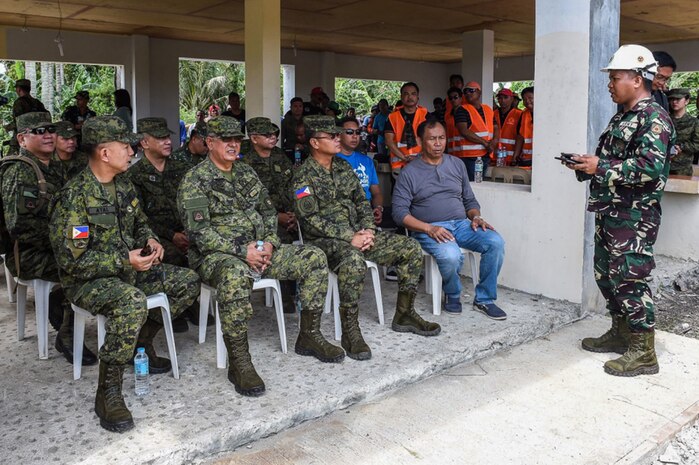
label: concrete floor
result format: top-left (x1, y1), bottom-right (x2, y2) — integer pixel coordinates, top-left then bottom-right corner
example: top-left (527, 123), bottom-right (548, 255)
top-left (210, 317), bottom-right (699, 465)
top-left (0, 274), bottom-right (580, 465)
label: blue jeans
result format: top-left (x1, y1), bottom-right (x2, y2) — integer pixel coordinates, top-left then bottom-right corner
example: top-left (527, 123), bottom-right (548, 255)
top-left (412, 219), bottom-right (505, 304)
top-left (461, 155), bottom-right (490, 182)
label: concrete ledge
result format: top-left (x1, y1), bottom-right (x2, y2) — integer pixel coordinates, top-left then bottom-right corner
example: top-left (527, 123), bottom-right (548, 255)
top-left (666, 175), bottom-right (699, 194)
top-left (0, 278), bottom-right (580, 465)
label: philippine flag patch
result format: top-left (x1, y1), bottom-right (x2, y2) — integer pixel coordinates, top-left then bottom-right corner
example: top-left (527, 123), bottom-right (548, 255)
top-left (295, 186), bottom-right (311, 199)
top-left (72, 226), bottom-right (89, 239)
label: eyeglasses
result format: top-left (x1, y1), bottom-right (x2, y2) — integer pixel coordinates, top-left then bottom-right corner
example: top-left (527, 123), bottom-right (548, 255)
top-left (654, 73), bottom-right (671, 83)
top-left (312, 133), bottom-right (340, 140)
top-left (464, 88), bottom-right (479, 94)
top-left (343, 129), bottom-right (361, 136)
top-left (27, 126), bottom-right (57, 135)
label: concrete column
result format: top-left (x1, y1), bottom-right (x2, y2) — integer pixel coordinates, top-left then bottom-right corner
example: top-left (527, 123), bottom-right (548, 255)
top-left (128, 35), bottom-right (150, 129)
top-left (461, 30), bottom-right (494, 101)
top-left (281, 64), bottom-right (295, 114)
top-left (245, 0), bottom-right (281, 121)
top-left (532, 0), bottom-right (619, 310)
top-left (319, 51), bottom-right (336, 100)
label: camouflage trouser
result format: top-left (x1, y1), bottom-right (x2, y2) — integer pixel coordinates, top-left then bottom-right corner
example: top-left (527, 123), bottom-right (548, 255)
top-left (669, 152), bottom-right (694, 176)
top-left (71, 264), bottom-right (200, 365)
top-left (160, 237), bottom-right (188, 268)
top-left (196, 244), bottom-right (328, 337)
top-left (594, 214), bottom-right (658, 332)
top-left (311, 231), bottom-right (422, 311)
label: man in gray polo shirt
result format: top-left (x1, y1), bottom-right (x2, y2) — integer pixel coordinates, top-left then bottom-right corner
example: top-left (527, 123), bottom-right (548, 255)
top-left (392, 119), bottom-right (506, 318)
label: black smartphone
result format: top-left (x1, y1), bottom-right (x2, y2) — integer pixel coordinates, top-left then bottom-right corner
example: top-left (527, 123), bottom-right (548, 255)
top-left (140, 244), bottom-right (153, 257)
top-left (555, 153), bottom-right (582, 164)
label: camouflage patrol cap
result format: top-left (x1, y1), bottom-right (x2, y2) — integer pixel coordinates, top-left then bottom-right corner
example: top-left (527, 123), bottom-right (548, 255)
top-left (82, 115), bottom-right (141, 146)
top-left (246, 117), bottom-right (280, 135)
top-left (55, 121), bottom-right (79, 138)
top-left (207, 116), bottom-right (244, 138)
top-left (190, 121), bottom-right (208, 138)
top-left (137, 117), bottom-right (174, 138)
top-left (16, 112), bottom-right (53, 132)
top-left (667, 88), bottom-right (691, 99)
top-left (15, 78), bottom-right (31, 89)
top-left (304, 115), bottom-right (341, 135)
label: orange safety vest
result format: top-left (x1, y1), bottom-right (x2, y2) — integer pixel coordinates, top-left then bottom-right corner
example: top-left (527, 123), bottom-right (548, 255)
top-left (450, 104), bottom-right (494, 158)
top-left (388, 106), bottom-right (428, 170)
top-left (495, 107), bottom-right (523, 166)
top-left (518, 109), bottom-right (533, 170)
top-left (445, 108), bottom-right (460, 156)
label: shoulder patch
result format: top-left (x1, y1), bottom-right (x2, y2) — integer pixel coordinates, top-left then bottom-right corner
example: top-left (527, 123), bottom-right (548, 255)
top-left (651, 123), bottom-right (662, 135)
top-left (295, 186), bottom-right (312, 199)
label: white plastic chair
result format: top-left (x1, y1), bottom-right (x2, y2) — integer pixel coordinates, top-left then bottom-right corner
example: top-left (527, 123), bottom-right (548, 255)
top-left (72, 292), bottom-right (179, 380)
top-left (1, 254), bottom-right (16, 303)
top-left (422, 248), bottom-right (479, 316)
top-left (16, 278), bottom-right (60, 359)
top-left (199, 279), bottom-right (287, 369)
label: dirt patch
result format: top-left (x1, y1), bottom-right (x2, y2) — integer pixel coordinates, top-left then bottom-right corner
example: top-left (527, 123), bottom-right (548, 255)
top-left (655, 265), bottom-right (699, 340)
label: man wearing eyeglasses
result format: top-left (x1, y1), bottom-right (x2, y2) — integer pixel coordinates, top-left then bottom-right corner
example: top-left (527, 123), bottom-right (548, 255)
top-left (651, 51), bottom-right (676, 112)
top-left (0, 112), bottom-right (97, 366)
top-left (178, 116), bottom-right (344, 398)
top-left (293, 115), bottom-right (440, 362)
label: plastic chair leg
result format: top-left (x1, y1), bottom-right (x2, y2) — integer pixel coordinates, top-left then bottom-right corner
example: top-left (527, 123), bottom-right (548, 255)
top-left (430, 259), bottom-right (442, 316)
top-left (97, 315), bottom-right (107, 349)
top-left (160, 306), bottom-right (179, 380)
top-left (73, 310), bottom-right (87, 380)
top-left (16, 282), bottom-right (27, 341)
top-left (330, 273), bottom-right (341, 341)
top-left (215, 303), bottom-right (226, 369)
top-left (199, 285), bottom-right (212, 344)
top-left (468, 252), bottom-right (479, 293)
top-left (368, 264), bottom-right (385, 325)
top-left (34, 280), bottom-right (54, 360)
top-left (4, 262), bottom-right (15, 303)
top-left (270, 282), bottom-right (287, 354)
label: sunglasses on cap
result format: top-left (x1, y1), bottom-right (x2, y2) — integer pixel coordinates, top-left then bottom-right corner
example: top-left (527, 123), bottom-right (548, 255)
top-left (26, 126), bottom-right (57, 135)
top-left (343, 129), bottom-right (361, 136)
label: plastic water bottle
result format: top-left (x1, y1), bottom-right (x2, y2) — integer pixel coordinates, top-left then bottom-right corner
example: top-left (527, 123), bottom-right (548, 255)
top-left (134, 347), bottom-right (149, 396)
top-left (250, 240), bottom-right (265, 281)
top-left (474, 157), bottom-right (484, 183)
top-left (293, 149), bottom-right (302, 168)
top-left (496, 145), bottom-right (506, 167)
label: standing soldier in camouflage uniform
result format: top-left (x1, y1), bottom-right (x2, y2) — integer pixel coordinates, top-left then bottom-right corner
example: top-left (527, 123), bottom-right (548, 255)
top-left (49, 116), bottom-right (200, 433)
top-left (1, 112), bottom-right (96, 366)
top-left (54, 121), bottom-right (88, 180)
top-left (6, 79), bottom-right (47, 156)
top-left (292, 115), bottom-right (441, 361)
top-left (171, 121), bottom-right (209, 167)
top-left (565, 45), bottom-right (675, 377)
top-left (667, 88), bottom-right (699, 174)
top-left (240, 117), bottom-right (298, 312)
top-left (177, 116), bottom-right (343, 397)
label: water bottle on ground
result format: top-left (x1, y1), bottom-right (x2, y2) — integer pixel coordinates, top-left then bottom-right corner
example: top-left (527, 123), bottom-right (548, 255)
top-left (496, 144), bottom-right (506, 167)
top-left (474, 157), bottom-right (484, 183)
top-left (250, 240), bottom-right (265, 281)
top-left (134, 347), bottom-right (149, 396)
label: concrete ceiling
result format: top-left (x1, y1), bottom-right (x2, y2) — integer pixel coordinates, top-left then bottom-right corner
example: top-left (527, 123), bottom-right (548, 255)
top-left (0, 0), bottom-right (698, 62)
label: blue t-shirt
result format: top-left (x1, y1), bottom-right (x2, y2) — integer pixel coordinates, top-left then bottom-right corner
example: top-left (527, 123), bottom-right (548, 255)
top-left (336, 151), bottom-right (379, 200)
top-left (372, 113), bottom-right (389, 146)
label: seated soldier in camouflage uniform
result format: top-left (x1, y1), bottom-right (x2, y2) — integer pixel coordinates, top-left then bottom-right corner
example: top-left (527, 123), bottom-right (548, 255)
top-left (292, 115), bottom-right (441, 361)
top-left (49, 116), bottom-right (200, 433)
top-left (177, 116), bottom-right (343, 397)
top-left (667, 88), bottom-right (699, 175)
top-left (240, 117), bottom-right (298, 313)
top-left (170, 121), bottom-right (209, 167)
top-left (1, 112), bottom-right (96, 366)
top-left (54, 121), bottom-right (88, 180)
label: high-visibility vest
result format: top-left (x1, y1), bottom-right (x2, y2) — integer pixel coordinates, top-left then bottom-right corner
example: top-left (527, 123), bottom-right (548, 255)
top-left (517, 109), bottom-right (533, 170)
top-left (450, 104), bottom-right (494, 158)
top-left (445, 108), bottom-right (461, 157)
top-left (495, 107), bottom-right (523, 166)
top-left (388, 106), bottom-right (428, 169)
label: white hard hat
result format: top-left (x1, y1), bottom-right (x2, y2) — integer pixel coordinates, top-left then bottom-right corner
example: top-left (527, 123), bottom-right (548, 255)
top-left (601, 44), bottom-right (657, 80)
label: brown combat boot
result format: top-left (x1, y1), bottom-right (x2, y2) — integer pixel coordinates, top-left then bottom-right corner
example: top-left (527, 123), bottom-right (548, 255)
top-left (295, 310), bottom-right (345, 363)
top-left (339, 307), bottom-right (372, 361)
top-left (132, 318), bottom-right (171, 374)
top-left (223, 332), bottom-right (266, 397)
top-left (581, 314), bottom-right (630, 354)
top-left (94, 362), bottom-right (134, 433)
top-left (604, 330), bottom-right (659, 377)
top-left (392, 290), bottom-right (441, 336)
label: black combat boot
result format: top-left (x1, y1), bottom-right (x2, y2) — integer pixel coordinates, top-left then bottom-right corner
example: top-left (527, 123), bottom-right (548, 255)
top-left (94, 362), bottom-right (134, 433)
top-left (223, 332), bottom-right (266, 397)
top-left (581, 314), bottom-right (630, 354)
top-left (131, 318), bottom-right (171, 374)
top-left (55, 307), bottom-right (98, 365)
top-left (604, 330), bottom-right (659, 377)
top-left (295, 310), bottom-right (345, 363)
top-left (339, 307), bottom-right (372, 360)
top-left (391, 290), bottom-right (441, 336)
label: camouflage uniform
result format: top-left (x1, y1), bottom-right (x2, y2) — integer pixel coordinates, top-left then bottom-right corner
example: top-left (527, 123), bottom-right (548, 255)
top-left (128, 118), bottom-right (190, 267)
top-left (666, 89), bottom-right (699, 174)
top-left (580, 97), bottom-right (675, 332)
top-left (171, 121), bottom-right (208, 167)
top-left (49, 117), bottom-right (200, 365)
top-left (54, 121), bottom-right (88, 181)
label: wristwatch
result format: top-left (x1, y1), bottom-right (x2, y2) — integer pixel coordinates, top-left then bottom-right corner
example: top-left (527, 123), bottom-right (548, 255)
top-left (471, 215), bottom-right (483, 222)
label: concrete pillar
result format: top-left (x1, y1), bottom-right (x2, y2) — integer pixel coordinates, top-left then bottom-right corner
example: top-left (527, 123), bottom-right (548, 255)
top-left (282, 64), bottom-right (295, 115)
top-left (319, 51), bottom-right (336, 100)
top-left (461, 30), bottom-right (494, 101)
top-left (533, 0), bottom-right (619, 311)
top-left (245, 0), bottom-right (281, 121)
top-left (128, 35), bottom-right (150, 129)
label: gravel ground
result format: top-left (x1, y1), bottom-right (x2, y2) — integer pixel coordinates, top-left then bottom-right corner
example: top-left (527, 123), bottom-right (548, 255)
top-left (652, 265), bottom-right (699, 465)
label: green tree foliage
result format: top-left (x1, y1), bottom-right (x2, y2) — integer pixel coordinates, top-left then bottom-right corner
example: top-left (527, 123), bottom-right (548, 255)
top-left (179, 59), bottom-right (245, 124)
top-left (334, 78), bottom-right (402, 117)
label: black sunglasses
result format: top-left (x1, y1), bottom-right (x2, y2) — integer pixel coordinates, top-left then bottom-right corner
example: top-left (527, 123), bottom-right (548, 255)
top-left (464, 88), bottom-right (479, 94)
top-left (28, 126), bottom-right (57, 135)
top-left (343, 129), bottom-right (361, 136)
